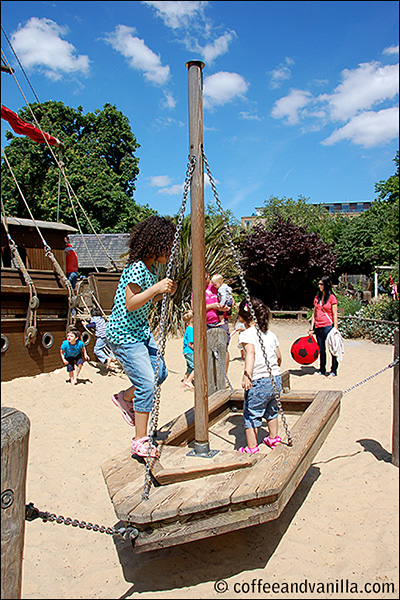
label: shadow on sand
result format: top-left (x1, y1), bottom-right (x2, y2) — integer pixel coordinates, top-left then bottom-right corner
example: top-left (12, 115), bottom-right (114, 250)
top-left (112, 465), bottom-right (321, 597)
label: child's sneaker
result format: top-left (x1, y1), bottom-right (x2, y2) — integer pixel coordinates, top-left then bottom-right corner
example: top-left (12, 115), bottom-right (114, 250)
top-left (263, 435), bottom-right (282, 449)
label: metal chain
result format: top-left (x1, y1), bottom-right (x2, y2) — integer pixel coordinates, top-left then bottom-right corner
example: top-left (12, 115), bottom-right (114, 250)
top-left (342, 357), bottom-right (398, 395)
top-left (202, 148), bottom-right (293, 445)
top-left (142, 155), bottom-right (196, 500)
top-left (25, 503), bottom-right (138, 542)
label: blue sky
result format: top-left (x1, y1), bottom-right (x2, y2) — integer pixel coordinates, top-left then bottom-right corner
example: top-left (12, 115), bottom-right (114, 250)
top-left (1, 1), bottom-right (399, 221)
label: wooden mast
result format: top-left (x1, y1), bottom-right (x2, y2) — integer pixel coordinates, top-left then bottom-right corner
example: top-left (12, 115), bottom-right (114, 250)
top-left (186, 60), bottom-right (213, 456)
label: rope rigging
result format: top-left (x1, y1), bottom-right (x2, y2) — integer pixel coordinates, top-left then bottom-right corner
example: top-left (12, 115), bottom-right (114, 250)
top-left (1, 202), bottom-right (39, 346)
top-left (1, 37), bottom-right (120, 274)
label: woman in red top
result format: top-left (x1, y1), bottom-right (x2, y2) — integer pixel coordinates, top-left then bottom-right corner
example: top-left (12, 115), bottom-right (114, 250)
top-left (309, 275), bottom-right (338, 378)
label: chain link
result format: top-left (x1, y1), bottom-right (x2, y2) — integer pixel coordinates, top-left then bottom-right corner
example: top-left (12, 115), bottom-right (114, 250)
top-left (142, 155), bottom-right (196, 501)
top-left (202, 148), bottom-right (293, 446)
top-left (25, 503), bottom-right (138, 541)
top-left (342, 356), bottom-right (398, 395)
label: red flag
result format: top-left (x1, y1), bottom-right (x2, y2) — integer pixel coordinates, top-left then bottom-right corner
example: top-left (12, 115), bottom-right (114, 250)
top-left (1, 105), bottom-right (61, 147)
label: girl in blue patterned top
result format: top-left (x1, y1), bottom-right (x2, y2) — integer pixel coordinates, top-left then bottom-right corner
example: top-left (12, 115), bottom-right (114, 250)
top-left (106, 216), bottom-right (177, 458)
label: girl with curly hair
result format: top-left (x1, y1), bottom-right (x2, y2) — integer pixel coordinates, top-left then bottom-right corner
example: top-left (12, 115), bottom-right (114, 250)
top-left (106, 216), bottom-right (177, 458)
top-left (237, 297), bottom-right (282, 454)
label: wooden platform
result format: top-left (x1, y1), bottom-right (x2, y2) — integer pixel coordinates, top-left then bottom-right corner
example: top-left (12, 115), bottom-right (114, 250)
top-left (102, 387), bottom-right (341, 552)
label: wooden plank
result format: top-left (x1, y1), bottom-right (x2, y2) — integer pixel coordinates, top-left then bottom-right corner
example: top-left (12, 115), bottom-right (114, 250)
top-left (150, 445), bottom-right (256, 485)
top-left (156, 387), bottom-right (234, 446)
top-left (132, 499), bottom-right (281, 553)
top-left (131, 395), bottom-right (341, 553)
top-left (256, 391), bottom-right (341, 499)
top-left (231, 390), bottom-right (341, 504)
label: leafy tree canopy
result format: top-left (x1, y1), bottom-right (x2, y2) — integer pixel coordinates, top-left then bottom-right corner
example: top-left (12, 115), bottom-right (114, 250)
top-left (238, 216), bottom-right (337, 309)
top-left (335, 153), bottom-right (399, 273)
top-left (1, 101), bottom-right (155, 232)
top-left (258, 195), bottom-right (348, 246)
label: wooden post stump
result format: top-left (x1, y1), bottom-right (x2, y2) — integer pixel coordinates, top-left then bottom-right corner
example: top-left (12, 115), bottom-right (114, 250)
top-left (1, 407), bottom-right (30, 600)
top-left (392, 329), bottom-right (399, 467)
top-left (207, 327), bottom-right (227, 395)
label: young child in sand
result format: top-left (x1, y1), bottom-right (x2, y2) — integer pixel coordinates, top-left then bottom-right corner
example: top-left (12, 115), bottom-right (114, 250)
top-left (106, 215), bottom-right (177, 459)
top-left (82, 307), bottom-right (114, 369)
top-left (182, 310), bottom-right (194, 389)
top-left (211, 274), bottom-right (234, 324)
top-left (60, 327), bottom-right (89, 385)
top-left (237, 297), bottom-right (282, 454)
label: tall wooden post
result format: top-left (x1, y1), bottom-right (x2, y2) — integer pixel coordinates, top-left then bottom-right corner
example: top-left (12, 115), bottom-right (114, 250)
top-left (1, 407), bottom-right (30, 599)
top-left (186, 60), bottom-right (211, 456)
top-left (392, 329), bottom-right (399, 467)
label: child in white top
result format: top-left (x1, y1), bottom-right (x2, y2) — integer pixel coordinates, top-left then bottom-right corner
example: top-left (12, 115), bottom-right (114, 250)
top-left (238, 297), bottom-right (282, 454)
top-left (211, 274), bottom-right (234, 324)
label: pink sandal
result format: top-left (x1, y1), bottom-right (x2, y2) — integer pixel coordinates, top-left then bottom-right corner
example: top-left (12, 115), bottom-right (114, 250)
top-left (263, 436), bottom-right (282, 449)
top-left (111, 391), bottom-right (135, 426)
top-left (238, 445), bottom-right (259, 454)
top-left (131, 436), bottom-right (159, 458)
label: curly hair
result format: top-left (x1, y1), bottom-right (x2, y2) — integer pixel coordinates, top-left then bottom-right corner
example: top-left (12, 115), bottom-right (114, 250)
top-left (127, 215), bottom-right (176, 264)
top-left (238, 297), bottom-right (271, 333)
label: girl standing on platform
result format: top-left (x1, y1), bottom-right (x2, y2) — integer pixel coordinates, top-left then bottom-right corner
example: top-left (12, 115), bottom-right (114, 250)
top-left (106, 216), bottom-right (177, 458)
top-left (237, 297), bottom-right (282, 454)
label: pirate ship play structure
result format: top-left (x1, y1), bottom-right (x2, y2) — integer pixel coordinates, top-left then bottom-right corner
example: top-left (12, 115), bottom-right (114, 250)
top-left (101, 61), bottom-right (342, 553)
top-left (1, 47), bottom-right (131, 382)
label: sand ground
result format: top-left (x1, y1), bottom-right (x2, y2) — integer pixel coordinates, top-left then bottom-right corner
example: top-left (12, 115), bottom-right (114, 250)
top-left (1, 319), bottom-right (399, 599)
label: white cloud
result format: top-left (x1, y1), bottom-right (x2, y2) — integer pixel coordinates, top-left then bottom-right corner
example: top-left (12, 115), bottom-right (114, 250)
top-left (201, 30), bottom-right (236, 64)
top-left (321, 107), bottom-right (399, 148)
top-left (150, 175), bottom-right (173, 187)
top-left (271, 55), bottom-right (399, 147)
top-left (162, 91), bottom-right (177, 109)
top-left (268, 57), bottom-right (295, 89)
top-left (104, 25), bottom-right (170, 85)
top-left (240, 111), bottom-right (263, 121)
top-left (10, 17), bottom-right (90, 80)
top-left (142, 1), bottom-right (208, 29)
top-left (271, 89), bottom-right (313, 125)
top-left (203, 71), bottom-right (248, 109)
top-left (319, 61), bottom-right (399, 121)
top-left (157, 183), bottom-right (184, 195)
top-left (383, 45), bottom-right (399, 55)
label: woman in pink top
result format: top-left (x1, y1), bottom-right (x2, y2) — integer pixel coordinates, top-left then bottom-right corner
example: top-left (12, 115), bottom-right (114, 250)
top-left (309, 275), bottom-right (338, 378)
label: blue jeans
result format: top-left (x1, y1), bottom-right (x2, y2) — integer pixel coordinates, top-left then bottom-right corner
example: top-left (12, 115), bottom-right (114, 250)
top-left (67, 271), bottom-right (79, 290)
top-left (315, 325), bottom-right (338, 376)
top-left (94, 337), bottom-right (112, 364)
top-left (106, 334), bottom-right (168, 413)
top-left (243, 375), bottom-right (282, 429)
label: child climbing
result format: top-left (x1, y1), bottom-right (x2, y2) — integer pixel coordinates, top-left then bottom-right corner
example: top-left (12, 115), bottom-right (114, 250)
top-left (82, 307), bottom-right (114, 369)
top-left (182, 310), bottom-right (194, 389)
top-left (60, 327), bottom-right (90, 385)
top-left (237, 297), bottom-right (282, 454)
top-left (211, 274), bottom-right (234, 324)
top-left (106, 215), bottom-right (177, 459)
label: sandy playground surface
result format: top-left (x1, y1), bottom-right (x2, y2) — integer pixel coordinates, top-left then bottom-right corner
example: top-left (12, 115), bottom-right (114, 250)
top-left (1, 319), bottom-right (399, 599)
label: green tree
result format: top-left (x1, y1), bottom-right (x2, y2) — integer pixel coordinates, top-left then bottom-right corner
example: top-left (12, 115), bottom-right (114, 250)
top-left (1, 101), bottom-right (154, 232)
top-left (258, 195), bottom-right (348, 246)
top-left (335, 153), bottom-right (399, 273)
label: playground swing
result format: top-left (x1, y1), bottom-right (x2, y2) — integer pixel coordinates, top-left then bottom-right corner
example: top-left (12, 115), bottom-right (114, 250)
top-left (101, 61), bottom-right (342, 553)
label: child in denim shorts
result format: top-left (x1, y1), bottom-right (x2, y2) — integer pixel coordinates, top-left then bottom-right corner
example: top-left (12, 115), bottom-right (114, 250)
top-left (106, 216), bottom-right (177, 459)
top-left (237, 297), bottom-right (282, 454)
